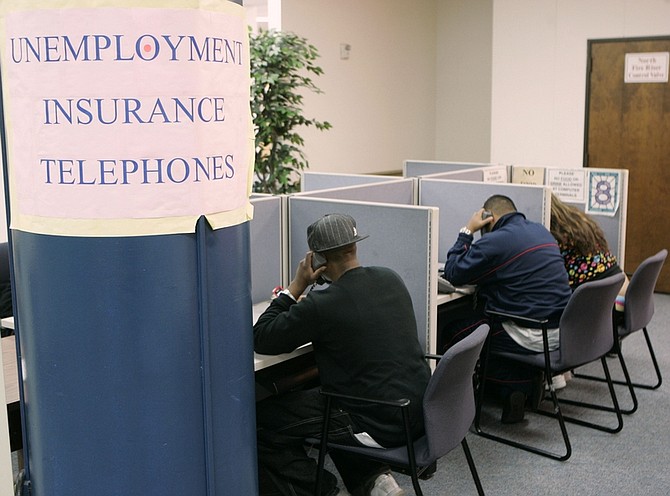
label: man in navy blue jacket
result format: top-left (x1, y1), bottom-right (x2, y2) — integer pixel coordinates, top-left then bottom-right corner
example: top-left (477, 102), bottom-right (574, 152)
top-left (442, 195), bottom-right (571, 423)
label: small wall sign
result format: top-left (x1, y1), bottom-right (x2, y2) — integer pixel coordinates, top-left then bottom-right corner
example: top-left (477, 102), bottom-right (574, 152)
top-left (624, 52), bottom-right (669, 83)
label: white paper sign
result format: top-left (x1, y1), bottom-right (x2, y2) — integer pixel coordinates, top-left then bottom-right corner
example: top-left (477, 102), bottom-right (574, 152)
top-left (546, 168), bottom-right (586, 202)
top-left (511, 165), bottom-right (544, 185)
top-left (0, 3), bottom-right (253, 237)
top-left (624, 52), bottom-right (669, 83)
top-left (482, 165), bottom-right (507, 183)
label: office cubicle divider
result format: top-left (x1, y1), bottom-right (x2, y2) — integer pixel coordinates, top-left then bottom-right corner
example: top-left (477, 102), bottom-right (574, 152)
top-left (250, 195), bottom-right (286, 304)
top-left (419, 168), bottom-right (488, 182)
top-left (544, 168), bottom-right (629, 269)
top-left (502, 165), bottom-right (628, 268)
top-left (403, 159), bottom-right (495, 178)
top-left (420, 165), bottom-right (510, 183)
top-left (420, 165), bottom-right (628, 267)
top-left (418, 179), bottom-right (551, 262)
top-left (296, 177), bottom-right (416, 205)
top-left (250, 180), bottom-right (417, 306)
top-left (287, 196), bottom-right (439, 354)
top-left (301, 171), bottom-right (399, 192)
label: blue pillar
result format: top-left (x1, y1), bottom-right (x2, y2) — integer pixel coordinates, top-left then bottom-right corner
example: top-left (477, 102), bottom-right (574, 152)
top-left (1, 1), bottom-right (258, 494)
top-left (10, 218), bottom-right (257, 495)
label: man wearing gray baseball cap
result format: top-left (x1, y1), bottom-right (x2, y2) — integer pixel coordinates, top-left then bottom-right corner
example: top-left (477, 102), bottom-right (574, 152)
top-left (255, 213), bottom-right (430, 496)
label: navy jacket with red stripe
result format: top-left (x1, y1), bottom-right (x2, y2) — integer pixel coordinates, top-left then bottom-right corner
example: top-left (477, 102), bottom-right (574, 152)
top-left (443, 212), bottom-right (571, 328)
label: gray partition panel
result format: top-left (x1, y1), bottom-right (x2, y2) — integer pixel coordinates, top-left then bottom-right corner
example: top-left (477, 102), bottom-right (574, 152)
top-left (403, 160), bottom-right (492, 178)
top-left (302, 172), bottom-right (398, 192)
top-left (296, 178), bottom-right (415, 205)
top-left (564, 201), bottom-right (624, 264)
top-left (288, 197), bottom-right (435, 352)
top-left (419, 179), bottom-right (549, 262)
top-left (250, 196), bottom-right (283, 304)
top-left (552, 169), bottom-right (628, 268)
top-left (424, 169), bottom-right (485, 181)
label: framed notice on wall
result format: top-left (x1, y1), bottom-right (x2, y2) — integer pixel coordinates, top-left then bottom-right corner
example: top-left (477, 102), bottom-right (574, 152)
top-left (0, 0), bottom-right (254, 236)
top-left (586, 170), bottom-right (620, 217)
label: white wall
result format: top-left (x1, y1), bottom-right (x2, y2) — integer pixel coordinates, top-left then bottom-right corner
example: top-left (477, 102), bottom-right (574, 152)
top-left (283, 0), bottom-right (670, 173)
top-left (490, 0), bottom-right (670, 169)
top-left (281, 0), bottom-right (438, 174)
top-left (435, 0), bottom-right (493, 162)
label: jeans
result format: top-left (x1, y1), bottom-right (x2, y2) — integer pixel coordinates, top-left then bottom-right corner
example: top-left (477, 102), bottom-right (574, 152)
top-left (256, 388), bottom-right (390, 496)
top-left (485, 324), bottom-right (542, 399)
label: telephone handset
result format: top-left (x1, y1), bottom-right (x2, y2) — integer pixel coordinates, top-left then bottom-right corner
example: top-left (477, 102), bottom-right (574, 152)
top-left (311, 252), bottom-right (330, 285)
top-left (312, 252), bottom-right (327, 271)
top-left (480, 210), bottom-right (493, 234)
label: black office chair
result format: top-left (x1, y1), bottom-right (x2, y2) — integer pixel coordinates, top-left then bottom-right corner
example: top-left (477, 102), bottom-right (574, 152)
top-left (474, 272), bottom-right (625, 461)
top-left (575, 249), bottom-right (667, 403)
top-left (315, 324), bottom-right (489, 496)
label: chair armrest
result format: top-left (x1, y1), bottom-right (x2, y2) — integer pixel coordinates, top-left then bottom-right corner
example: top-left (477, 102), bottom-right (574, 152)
top-left (485, 310), bottom-right (554, 380)
top-left (485, 309), bottom-right (548, 327)
top-left (319, 389), bottom-right (410, 408)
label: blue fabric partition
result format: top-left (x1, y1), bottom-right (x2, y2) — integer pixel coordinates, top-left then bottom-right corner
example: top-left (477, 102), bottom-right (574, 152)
top-left (10, 219), bottom-right (257, 495)
top-left (403, 160), bottom-right (493, 178)
top-left (301, 172), bottom-right (399, 192)
top-left (419, 179), bottom-right (549, 263)
top-left (563, 199), bottom-right (626, 265)
top-left (296, 178), bottom-right (416, 205)
top-left (423, 168), bottom-right (487, 181)
top-left (250, 196), bottom-right (284, 304)
top-left (288, 197), bottom-right (437, 353)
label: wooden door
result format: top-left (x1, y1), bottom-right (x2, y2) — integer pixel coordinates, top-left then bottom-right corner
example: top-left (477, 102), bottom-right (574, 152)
top-left (585, 37), bottom-right (670, 293)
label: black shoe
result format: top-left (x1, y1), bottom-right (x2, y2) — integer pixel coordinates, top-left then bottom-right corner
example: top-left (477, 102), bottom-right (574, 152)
top-left (501, 391), bottom-right (526, 424)
top-left (419, 461), bottom-right (437, 480)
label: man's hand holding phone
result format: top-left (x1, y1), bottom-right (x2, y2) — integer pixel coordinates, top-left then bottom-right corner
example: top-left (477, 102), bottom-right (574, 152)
top-left (284, 252), bottom-right (329, 299)
top-left (466, 208), bottom-right (494, 234)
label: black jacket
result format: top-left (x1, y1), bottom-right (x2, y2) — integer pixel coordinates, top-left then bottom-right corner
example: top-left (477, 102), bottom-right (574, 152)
top-left (254, 266), bottom-right (431, 446)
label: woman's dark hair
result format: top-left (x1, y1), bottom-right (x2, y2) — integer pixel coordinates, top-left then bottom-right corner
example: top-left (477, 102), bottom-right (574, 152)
top-left (550, 193), bottom-right (610, 254)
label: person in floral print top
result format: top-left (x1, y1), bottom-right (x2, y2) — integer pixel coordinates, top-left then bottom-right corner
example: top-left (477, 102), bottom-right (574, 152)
top-left (560, 245), bottom-right (619, 288)
top-left (549, 193), bottom-right (629, 389)
top-left (549, 193), bottom-right (628, 304)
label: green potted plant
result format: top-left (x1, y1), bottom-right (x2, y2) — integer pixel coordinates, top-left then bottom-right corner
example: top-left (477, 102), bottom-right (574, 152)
top-left (250, 29), bottom-right (332, 194)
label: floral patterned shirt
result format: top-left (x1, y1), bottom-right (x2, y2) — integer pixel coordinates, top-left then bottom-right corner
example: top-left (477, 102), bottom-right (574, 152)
top-left (559, 243), bottom-right (619, 289)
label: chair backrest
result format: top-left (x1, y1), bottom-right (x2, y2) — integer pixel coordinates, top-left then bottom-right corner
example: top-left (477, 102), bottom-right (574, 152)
top-left (557, 272), bottom-right (624, 369)
top-left (422, 324), bottom-right (488, 459)
top-left (623, 249), bottom-right (668, 333)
